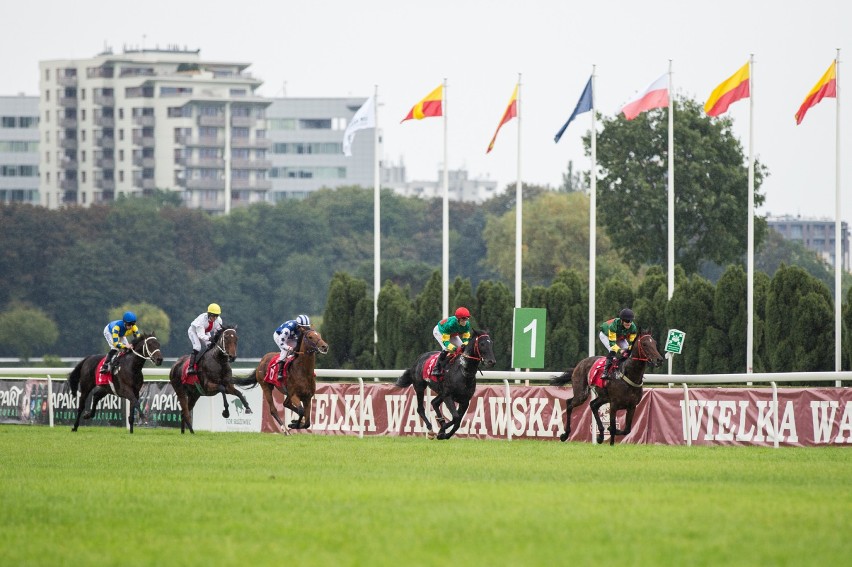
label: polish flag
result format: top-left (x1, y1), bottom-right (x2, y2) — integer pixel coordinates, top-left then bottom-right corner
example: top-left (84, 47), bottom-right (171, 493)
top-left (621, 74), bottom-right (669, 120)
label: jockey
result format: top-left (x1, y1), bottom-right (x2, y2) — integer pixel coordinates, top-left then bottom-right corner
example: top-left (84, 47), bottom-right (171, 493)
top-left (430, 307), bottom-right (472, 376)
top-left (187, 303), bottom-right (223, 375)
top-left (599, 308), bottom-right (638, 379)
top-left (273, 314), bottom-right (311, 383)
top-left (101, 311), bottom-right (140, 374)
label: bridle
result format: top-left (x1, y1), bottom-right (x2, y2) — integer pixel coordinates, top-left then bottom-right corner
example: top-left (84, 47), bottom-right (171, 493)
top-left (460, 333), bottom-right (493, 374)
top-left (129, 335), bottom-right (161, 361)
top-left (298, 330), bottom-right (328, 355)
top-left (620, 333), bottom-right (658, 388)
top-left (214, 328), bottom-right (237, 361)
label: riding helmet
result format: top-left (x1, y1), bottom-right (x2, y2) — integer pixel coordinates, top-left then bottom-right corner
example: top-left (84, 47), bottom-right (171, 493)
top-left (207, 303), bottom-right (222, 315)
top-left (122, 311), bottom-right (137, 324)
top-left (619, 308), bottom-right (634, 322)
top-left (455, 306), bottom-right (471, 319)
top-left (296, 314), bottom-right (311, 327)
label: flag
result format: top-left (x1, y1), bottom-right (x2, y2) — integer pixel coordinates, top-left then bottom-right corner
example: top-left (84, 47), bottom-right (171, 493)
top-left (342, 96), bottom-right (375, 156)
top-left (554, 76), bottom-right (593, 143)
top-left (621, 73), bottom-right (669, 120)
top-left (400, 85), bottom-right (443, 122)
top-left (795, 61), bottom-right (837, 125)
top-left (704, 62), bottom-right (750, 117)
top-left (486, 84), bottom-right (519, 153)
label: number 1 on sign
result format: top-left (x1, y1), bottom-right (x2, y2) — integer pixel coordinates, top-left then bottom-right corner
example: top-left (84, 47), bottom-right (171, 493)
top-left (523, 319), bottom-right (537, 357)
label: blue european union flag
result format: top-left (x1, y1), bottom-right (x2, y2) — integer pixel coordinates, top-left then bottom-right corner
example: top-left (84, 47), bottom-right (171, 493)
top-left (554, 76), bottom-right (593, 143)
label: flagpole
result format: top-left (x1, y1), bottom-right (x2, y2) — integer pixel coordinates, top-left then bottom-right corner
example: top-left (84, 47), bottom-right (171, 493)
top-left (442, 78), bottom-right (449, 316)
top-left (588, 65), bottom-right (597, 357)
top-left (834, 48), bottom-right (842, 379)
top-left (747, 54), bottom-right (755, 374)
top-left (667, 59), bottom-right (675, 375)
top-left (372, 86), bottom-right (380, 353)
top-left (515, 73), bottom-right (523, 311)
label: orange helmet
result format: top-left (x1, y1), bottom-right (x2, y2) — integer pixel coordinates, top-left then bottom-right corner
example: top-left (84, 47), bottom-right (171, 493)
top-left (455, 307), bottom-right (471, 319)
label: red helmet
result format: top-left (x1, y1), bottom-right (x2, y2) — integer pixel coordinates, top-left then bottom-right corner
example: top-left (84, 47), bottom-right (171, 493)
top-left (455, 307), bottom-right (471, 319)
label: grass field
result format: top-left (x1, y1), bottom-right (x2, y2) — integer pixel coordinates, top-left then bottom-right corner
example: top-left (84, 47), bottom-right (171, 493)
top-left (0, 426), bottom-right (849, 566)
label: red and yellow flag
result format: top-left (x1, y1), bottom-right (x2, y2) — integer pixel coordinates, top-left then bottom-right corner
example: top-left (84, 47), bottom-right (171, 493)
top-left (400, 85), bottom-right (443, 123)
top-left (795, 61), bottom-right (837, 125)
top-left (486, 84), bottom-right (519, 154)
top-left (704, 62), bottom-right (750, 117)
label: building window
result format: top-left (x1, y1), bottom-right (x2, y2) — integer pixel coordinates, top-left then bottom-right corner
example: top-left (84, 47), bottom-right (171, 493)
top-left (119, 149), bottom-right (124, 161)
top-left (299, 119), bottom-right (332, 130)
top-left (232, 127), bottom-right (249, 138)
top-left (119, 170), bottom-right (124, 182)
top-left (268, 118), bottom-right (296, 130)
top-left (81, 150), bottom-right (86, 162)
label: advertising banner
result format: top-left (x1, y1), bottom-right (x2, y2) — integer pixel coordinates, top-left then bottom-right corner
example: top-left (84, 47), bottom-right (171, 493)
top-left (135, 381), bottom-right (183, 429)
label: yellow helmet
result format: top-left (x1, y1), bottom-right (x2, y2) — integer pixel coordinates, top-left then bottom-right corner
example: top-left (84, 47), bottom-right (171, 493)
top-left (207, 303), bottom-right (222, 315)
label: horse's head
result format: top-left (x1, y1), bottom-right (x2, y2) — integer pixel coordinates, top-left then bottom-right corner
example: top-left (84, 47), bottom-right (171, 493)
top-left (632, 331), bottom-right (664, 367)
top-left (131, 333), bottom-right (164, 366)
top-left (302, 329), bottom-right (329, 355)
top-left (214, 325), bottom-right (238, 363)
top-left (464, 329), bottom-right (496, 368)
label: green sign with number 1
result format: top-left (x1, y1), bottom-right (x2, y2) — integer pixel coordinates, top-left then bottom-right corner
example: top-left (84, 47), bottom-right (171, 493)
top-left (512, 308), bottom-right (547, 369)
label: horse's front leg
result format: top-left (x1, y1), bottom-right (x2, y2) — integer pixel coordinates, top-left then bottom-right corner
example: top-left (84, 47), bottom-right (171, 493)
top-left (428, 393), bottom-right (446, 431)
top-left (125, 392), bottom-right (141, 434)
top-left (609, 407), bottom-right (619, 446)
top-left (614, 405), bottom-right (635, 438)
top-left (282, 395), bottom-right (305, 429)
top-left (83, 385), bottom-right (110, 420)
top-left (217, 385), bottom-right (230, 418)
top-left (439, 398), bottom-right (468, 440)
top-left (589, 395), bottom-right (607, 445)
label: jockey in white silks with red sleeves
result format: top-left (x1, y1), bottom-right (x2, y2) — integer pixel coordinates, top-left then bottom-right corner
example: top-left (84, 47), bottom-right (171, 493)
top-left (187, 303), bottom-right (223, 375)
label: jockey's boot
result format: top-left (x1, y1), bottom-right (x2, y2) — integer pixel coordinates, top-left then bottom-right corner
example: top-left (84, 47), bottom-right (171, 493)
top-left (187, 350), bottom-right (199, 375)
top-left (602, 351), bottom-right (617, 380)
top-left (101, 349), bottom-right (117, 374)
top-left (277, 359), bottom-right (285, 383)
top-left (431, 350), bottom-right (449, 376)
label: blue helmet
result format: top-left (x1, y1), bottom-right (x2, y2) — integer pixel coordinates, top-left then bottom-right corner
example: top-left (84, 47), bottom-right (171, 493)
top-left (122, 311), bottom-right (137, 325)
top-left (296, 314), bottom-right (311, 327)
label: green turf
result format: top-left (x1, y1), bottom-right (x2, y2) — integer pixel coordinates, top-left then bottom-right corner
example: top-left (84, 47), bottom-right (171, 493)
top-left (0, 426), bottom-right (849, 566)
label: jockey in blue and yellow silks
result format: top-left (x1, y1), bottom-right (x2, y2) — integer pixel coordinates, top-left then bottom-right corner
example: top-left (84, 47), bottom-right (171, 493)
top-left (430, 307), bottom-right (472, 376)
top-left (100, 311), bottom-right (140, 374)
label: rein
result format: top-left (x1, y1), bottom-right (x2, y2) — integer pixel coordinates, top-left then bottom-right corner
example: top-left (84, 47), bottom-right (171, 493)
top-left (214, 329), bottom-right (237, 357)
top-left (460, 334), bottom-right (491, 375)
top-left (129, 336), bottom-right (161, 362)
top-left (619, 333), bottom-right (653, 388)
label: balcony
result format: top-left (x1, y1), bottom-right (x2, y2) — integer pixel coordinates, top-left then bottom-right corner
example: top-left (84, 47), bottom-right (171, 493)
top-left (182, 136), bottom-right (224, 147)
top-left (198, 115), bottom-right (225, 127)
top-left (95, 179), bottom-right (115, 191)
top-left (131, 134), bottom-right (155, 147)
top-left (132, 156), bottom-right (156, 168)
top-left (231, 116), bottom-right (257, 127)
top-left (93, 94), bottom-right (115, 106)
top-left (60, 157), bottom-right (78, 170)
top-left (183, 157), bottom-right (225, 168)
top-left (231, 178), bottom-right (272, 190)
top-left (59, 117), bottom-right (78, 128)
top-left (186, 178), bottom-right (226, 190)
top-left (58, 75), bottom-right (78, 87)
top-left (94, 137), bottom-right (115, 149)
top-left (94, 191), bottom-right (115, 203)
top-left (60, 138), bottom-right (78, 149)
top-left (95, 158), bottom-right (115, 169)
top-left (133, 115), bottom-right (155, 127)
top-left (62, 191), bottom-right (78, 204)
top-left (231, 158), bottom-right (272, 169)
top-left (59, 97), bottom-right (78, 108)
top-left (94, 117), bottom-right (115, 127)
top-left (60, 179), bottom-right (78, 191)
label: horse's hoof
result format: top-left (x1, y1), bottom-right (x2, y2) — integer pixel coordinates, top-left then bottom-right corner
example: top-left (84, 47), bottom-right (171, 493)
top-left (559, 432), bottom-right (568, 442)
top-left (596, 435), bottom-right (605, 444)
top-left (427, 431), bottom-right (437, 440)
top-left (222, 409), bottom-right (230, 418)
top-left (83, 411), bottom-right (93, 420)
top-left (245, 407), bottom-right (253, 414)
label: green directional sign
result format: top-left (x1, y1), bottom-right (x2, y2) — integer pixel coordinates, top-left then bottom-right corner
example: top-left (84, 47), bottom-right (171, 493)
top-left (512, 308), bottom-right (547, 369)
top-left (665, 329), bottom-right (686, 354)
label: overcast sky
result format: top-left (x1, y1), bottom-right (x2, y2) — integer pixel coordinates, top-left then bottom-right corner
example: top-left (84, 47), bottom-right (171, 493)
top-left (3, 0), bottom-right (849, 221)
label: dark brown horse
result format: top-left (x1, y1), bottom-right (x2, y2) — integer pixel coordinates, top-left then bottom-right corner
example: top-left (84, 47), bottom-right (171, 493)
top-left (234, 328), bottom-right (329, 431)
top-left (550, 331), bottom-right (664, 445)
top-left (69, 333), bottom-right (164, 433)
top-left (168, 325), bottom-right (253, 434)
top-left (396, 329), bottom-right (496, 440)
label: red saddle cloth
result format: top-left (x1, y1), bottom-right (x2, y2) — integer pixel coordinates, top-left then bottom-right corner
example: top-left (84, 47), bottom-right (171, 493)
top-left (264, 354), bottom-right (293, 389)
top-left (421, 353), bottom-right (448, 383)
top-left (588, 357), bottom-right (608, 388)
top-left (95, 357), bottom-right (113, 386)
top-left (180, 359), bottom-right (199, 386)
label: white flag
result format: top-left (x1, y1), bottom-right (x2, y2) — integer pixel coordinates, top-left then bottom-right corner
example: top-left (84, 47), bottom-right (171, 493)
top-left (342, 96), bottom-right (376, 156)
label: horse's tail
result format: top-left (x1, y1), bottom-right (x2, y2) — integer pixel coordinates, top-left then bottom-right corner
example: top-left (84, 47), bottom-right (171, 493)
top-left (395, 368), bottom-right (414, 388)
top-left (550, 370), bottom-right (574, 387)
top-left (68, 358), bottom-right (86, 394)
top-left (233, 370), bottom-right (259, 389)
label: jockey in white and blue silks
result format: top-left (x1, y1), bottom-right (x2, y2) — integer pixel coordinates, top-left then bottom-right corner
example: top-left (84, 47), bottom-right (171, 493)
top-left (272, 314), bottom-right (311, 381)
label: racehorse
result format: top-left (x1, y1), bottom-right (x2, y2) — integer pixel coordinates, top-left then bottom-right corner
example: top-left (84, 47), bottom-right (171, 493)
top-left (550, 331), bottom-right (664, 445)
top-left (396, 329), bottom-right (496, 440)
top-left (234, 329), bottom-right (329, 431)
top-left (68, 332), bottom-right (163, 433)
top-left (168, 325), bottom-right (253, 434)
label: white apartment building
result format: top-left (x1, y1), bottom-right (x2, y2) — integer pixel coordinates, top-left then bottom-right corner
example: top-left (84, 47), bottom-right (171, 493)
top-left (0, 95), bottom-right (39, 204)
top-left (382, 161), bottom-right (500, 203)
top-left (39, 47), bottom-right (271, 212)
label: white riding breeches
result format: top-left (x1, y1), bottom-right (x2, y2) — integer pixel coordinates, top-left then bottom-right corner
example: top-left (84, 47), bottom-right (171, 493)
top-left (599, 331), bottom-right (629, 353)
top-left (433, 325), bottom-right (463, 351)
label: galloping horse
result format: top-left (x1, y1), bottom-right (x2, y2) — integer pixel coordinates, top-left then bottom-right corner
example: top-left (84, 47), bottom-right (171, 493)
top-left (69, 332), bottom-right (164, 433)
top-left (396, 329), bottom-right (496, 440)
top-left (234, 329), bottom-right (329, 431)
top-left (168, 325), bottom-right (253, 434)
top-left (550, 331), bottom-right (664, 445)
